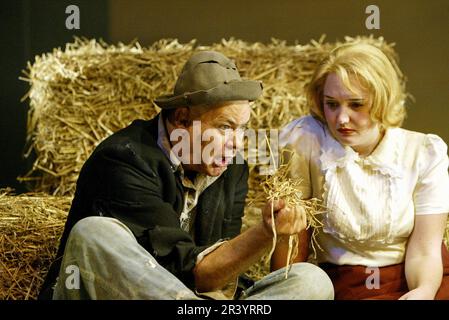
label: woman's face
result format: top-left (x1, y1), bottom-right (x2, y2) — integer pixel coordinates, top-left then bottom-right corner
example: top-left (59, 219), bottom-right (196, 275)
top-left (322, 73), bottom-right (382, 156)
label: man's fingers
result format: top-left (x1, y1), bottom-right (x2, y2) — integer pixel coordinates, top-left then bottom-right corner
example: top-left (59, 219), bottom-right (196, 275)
top-left (267, 199), bottom-right (286, 212)
top-left (273, 205), bottom-right (307, 234)
top-left (264, 202), bottom-right (308, 235)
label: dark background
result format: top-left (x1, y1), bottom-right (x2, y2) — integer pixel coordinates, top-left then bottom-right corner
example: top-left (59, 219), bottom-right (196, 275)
top-left (1, 0), bottom-right (448, 193)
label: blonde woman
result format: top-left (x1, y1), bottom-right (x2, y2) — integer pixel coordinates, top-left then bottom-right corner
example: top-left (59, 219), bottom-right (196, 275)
top-left (275, 42), bottom-right (449, 299)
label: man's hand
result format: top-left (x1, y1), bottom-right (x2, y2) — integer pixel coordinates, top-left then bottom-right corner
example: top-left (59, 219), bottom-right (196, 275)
top-left (262, 199), bottom-right (307, 237)
top-left (194, 200), bottom-right (308, 292)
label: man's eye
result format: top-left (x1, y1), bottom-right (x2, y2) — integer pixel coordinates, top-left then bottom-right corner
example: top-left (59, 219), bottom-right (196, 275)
top-left (219, 125), bottom-right (232, 130)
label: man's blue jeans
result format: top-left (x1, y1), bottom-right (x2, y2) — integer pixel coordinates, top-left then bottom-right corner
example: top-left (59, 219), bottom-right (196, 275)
top-left (53, 217), bottom-right (334, 300)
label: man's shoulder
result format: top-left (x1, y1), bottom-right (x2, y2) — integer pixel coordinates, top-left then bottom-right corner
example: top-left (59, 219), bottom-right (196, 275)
top-left (93, 117), bottom-right (164, 161)
top-left (78, 116), bottom-right (173, 179)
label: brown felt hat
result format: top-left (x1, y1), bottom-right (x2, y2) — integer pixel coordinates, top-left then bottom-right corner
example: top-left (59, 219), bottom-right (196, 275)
top-left (154, 51), bottom-right (263, 109)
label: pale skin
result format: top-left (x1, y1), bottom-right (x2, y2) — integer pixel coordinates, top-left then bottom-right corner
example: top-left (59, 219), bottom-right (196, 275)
top-left (320, 73), bottom-right (447, 299)
top-left (165, 100), bottom-right (307, 292)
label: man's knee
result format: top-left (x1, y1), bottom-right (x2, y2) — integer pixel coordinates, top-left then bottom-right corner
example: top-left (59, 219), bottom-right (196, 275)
top-left (288, 263), bottom-right (334, 300)
top-left (69, 216), bottom-right (134, 245)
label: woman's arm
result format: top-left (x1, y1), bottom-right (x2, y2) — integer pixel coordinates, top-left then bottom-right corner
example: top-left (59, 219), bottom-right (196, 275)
top-left (399, 213), bottom-right (448, 300)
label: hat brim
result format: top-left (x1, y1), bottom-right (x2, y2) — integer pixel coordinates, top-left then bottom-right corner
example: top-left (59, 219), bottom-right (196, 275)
top-left (154, 80), bottom-right (263, 109)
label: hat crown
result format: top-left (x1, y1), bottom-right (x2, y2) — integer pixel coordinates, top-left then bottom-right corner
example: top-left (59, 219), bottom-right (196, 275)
top-left (154, 50), bottom-right (262, 109)
top-left (174, 51), bottom-right (242, 95)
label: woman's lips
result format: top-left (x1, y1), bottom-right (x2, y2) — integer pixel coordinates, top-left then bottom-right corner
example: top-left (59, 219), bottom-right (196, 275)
top-left (337, 128), bottom-right (356, 135)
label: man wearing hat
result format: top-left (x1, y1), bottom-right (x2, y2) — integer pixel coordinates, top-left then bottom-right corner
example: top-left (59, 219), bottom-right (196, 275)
top-left (39, 51), bottom-right (334, 300)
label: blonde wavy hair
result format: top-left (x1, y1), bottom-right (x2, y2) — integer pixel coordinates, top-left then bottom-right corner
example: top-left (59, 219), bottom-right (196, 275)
top-left (307, 42), bottom-right (407, 128)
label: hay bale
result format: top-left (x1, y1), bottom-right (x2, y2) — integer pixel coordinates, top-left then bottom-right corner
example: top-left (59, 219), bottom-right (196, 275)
top-left (0, 189), bottom-right (71, 300)
top-left (20, 35), bottom-right (402, 196)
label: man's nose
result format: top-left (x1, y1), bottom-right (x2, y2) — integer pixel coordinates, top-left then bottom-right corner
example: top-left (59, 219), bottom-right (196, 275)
top-left (234, 128), bottom-right (246, 151)
top-left (224, 129), bottom-right (244, 153)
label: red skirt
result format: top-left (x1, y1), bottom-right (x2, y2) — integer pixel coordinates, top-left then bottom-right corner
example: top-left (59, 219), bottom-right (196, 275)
top-left (319, 243), bottom-right (449, 300)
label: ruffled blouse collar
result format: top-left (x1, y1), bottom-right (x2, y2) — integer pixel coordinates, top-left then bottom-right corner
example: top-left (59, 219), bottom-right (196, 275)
top-left (319, 126), bottom-right (403, 179)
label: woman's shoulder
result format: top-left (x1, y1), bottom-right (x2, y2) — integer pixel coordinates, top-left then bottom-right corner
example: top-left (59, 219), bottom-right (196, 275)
top-left (279, 115), bottom-right (326, 145)
top-left (282, 115), bottom-right (325, 131)
top-left (394, 128), bottom-right (448, 154)
top-left (391, 128), bottom-right (448, 173)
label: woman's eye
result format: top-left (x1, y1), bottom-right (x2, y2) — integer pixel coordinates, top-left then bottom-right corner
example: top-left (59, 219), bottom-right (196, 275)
top-left (325, 101), bottom-right (338, 109)
top-left (350, 102), bottom-right (363, 108)
top-left (219, 125), bottom-right (232, 130)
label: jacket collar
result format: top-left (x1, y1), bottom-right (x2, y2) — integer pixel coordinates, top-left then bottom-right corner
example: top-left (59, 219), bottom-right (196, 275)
top-left (157, 113), bottom-right (182, 171)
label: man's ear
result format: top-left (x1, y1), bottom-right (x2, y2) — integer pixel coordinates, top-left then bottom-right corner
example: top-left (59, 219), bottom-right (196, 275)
top-left (173, 107), bottom-right (192, 128)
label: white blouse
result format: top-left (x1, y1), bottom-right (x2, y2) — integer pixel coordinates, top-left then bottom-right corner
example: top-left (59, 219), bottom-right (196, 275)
top-left (279, 116), bottom-right (449, 266)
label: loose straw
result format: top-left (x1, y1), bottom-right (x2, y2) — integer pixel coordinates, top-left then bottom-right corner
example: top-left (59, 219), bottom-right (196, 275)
top-left (263, 135), bottom-right (300, 279)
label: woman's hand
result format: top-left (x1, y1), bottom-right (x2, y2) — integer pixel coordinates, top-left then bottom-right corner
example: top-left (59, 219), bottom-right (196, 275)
top-left (261, 199), bottom-right (307, 236)
top-left (398, 286), bottom-right (436, 300)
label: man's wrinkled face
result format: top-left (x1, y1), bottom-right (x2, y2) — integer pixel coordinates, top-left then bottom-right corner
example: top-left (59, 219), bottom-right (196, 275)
top-left (185, 100), bottom-right (251, 176)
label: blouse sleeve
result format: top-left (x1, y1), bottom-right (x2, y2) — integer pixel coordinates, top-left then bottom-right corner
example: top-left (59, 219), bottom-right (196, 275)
top-left (279, 117), bottom-right (320, 200)
top-left (414, 134), bottom-right (449, 215)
